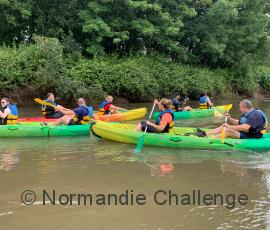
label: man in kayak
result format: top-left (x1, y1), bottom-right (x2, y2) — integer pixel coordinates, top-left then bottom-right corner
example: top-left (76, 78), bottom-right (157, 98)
top-left (135, 98), bottom-right (174, 133)
top-left (171, 93), bottom-right (192, 112)
top-left (197, 99), bottom-right (267, 139)
top-left (0, 97), bottom-right (19, 125)
top-left (41, 98), bottom-right (94, 126)
top-left (199, 92), bottom-right (213, 109)
top-left (98, 95), bottom-right (126, 115)
top-left (42, 93), bottom-right (64, 118)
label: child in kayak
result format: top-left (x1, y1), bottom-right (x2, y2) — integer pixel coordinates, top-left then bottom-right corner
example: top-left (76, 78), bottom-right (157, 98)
top-left (171, 93), bottom-right (192, 112)
top-left (41, 98), bottom-right (94, 126)
top-left (197, 99), bottom-right (267, 139)
top-left (98, 95), bottom-right (126, 115)
top-left (135, 98), bottom-right (174, 133)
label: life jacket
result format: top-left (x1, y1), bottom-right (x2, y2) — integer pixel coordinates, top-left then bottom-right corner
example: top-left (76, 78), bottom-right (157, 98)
top-left (170, 98), bottom-right (180, 111)
top-left (155, 109), bottom-right (175, 133)
top-left (239, 109), bottom-right (268, 134)
top-left (199, 96), bottom-right (210, 109)
top-left (99, 100), bottom-right (112, 115)
top-left (0, 104), bottom-right (19, 125)
top-left (72, 106), bottom-right (94, 125)
top-left (41, 100), bottom-right (56, 117)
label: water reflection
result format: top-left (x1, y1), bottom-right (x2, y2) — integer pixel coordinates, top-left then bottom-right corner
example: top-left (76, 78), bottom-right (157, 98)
top-left (0, 152), bottom-right (20, 172)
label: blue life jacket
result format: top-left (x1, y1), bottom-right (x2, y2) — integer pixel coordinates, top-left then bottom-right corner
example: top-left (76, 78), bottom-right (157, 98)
top-left (0, 104), bottom-right (19, 125)
top-left (199, 96), bottom-right (209, 109)
top-left (155, 109), bottom-right (175, 133)
top-left (8, 104), bottom-right (18, 116)
top-left (239, 109), bottom-right (268, 134)
top-left (74, 105), bottom-right (94, 125)
top-left (199, 96), bottom-right (207, 104)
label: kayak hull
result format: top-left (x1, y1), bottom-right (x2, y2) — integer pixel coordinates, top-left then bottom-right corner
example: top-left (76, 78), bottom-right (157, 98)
top-left (18, 117), bottom-right (57, 122)
top-left (92, 122), bottom-right (270, 151)
top-left (152, 105), bottom-right (230, 120)
top-left (18, 108), bottom-right (147, 123)
top-left (0, 123), bottom-right (92, 137)
top-left (96, 108), bottom-right (147, 122)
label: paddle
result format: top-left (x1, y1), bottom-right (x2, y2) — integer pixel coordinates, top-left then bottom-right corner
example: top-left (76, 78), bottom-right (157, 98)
top-left (134, 103), bottom-right (156, 155)
top-left (34, 98), bottom-right (71, 112)
top-left (221, 104), bottom-right (233, 144)
top-left (213, 104), bottom-right (232, 118)
top-left (34, 98), bottom-right (57, 108)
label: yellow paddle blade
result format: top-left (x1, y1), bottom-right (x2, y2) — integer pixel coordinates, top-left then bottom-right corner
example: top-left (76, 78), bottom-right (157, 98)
top-left (224, 104), bottom-right (233, 112)
top-left (221, 128), bottom-right (225, 144)
top-left (214, 104), bottom-right (233, 118)
top-left (34, 98), bottom-right (55, 108)
top-left (214, 109), bottom-right (223, 117)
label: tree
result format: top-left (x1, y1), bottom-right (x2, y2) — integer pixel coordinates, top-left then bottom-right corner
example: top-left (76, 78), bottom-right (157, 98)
top-left (181, 0), bottom-right (270, 68)
top-left (0, 0), bottom-right (31, 45)
top-left (80, 0), bottom-right (196, 58)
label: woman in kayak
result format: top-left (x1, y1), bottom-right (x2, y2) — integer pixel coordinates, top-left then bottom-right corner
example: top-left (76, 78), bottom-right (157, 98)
top-left (199, 92), bottom-right (213, 109)
top-left (41, 98), bottom-right (94, 126)
top-left (98, 95), bottom-right (126, 115)
top-left (197, 99), bottom-right (267, 139)
top-left (135, 98), bottom-right (174, 133)
top-left (171, 93), bottom-right (192, 112)
top-left (0, 97), bottom-right (19, 125)
top-left (42, 93), bottom-right (64, 118)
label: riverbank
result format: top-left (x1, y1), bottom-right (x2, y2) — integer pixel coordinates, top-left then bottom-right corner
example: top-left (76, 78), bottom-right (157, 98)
top-left (1, 38), bottom-right (270, 104)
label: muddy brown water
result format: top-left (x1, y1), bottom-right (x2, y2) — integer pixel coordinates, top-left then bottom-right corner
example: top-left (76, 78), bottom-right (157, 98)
top-left (0, 99), bottom-right (270, 229)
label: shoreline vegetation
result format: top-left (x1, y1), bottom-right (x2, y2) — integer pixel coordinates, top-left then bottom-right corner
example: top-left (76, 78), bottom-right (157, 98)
top-left (1, 0), bottom-right (270, 104)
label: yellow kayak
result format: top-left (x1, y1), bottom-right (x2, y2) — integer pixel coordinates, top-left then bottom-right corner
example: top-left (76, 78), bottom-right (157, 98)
top-left (95, 108), bottom-right (147, 122)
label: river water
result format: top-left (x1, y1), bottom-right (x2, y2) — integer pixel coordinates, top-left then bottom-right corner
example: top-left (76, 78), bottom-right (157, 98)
top-left (0, 99), bottom-right (270, 229)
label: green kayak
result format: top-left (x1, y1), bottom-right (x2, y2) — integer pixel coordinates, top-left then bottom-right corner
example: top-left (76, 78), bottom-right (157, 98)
top-left (0, 123), bottom-right (92, 137)
top-left (92, 122), bottom-right (270, 151)
top-left (151, 104), bottom-right (230, 120)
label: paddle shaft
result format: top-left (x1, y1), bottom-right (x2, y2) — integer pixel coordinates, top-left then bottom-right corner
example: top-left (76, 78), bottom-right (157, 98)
top-left (144, 103), bottom-right (156, 133)
top-left (221, 110), bottom-right (229, 143)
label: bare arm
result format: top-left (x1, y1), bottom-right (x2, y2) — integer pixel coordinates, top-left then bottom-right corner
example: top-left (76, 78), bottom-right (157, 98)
top-left (110, 104), bottom-right (126, 111)
top-left (0, 108), bottom-right (11, 118)
top-left (146, 121), bottom-right (166, 132)
top-left (206, 97), bottom-right (213, 107)
top-left (55, 106), bottom-right (75, 116)
top-left (227, 114), bottom-right (239, 125)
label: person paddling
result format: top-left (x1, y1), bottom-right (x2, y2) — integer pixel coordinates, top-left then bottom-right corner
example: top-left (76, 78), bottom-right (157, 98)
top-left (0, 98), bottom-right (19, 125)
top-left (135, 99), bottom-right (174, 133)
top-left (199, 92), bottom-right (213, 109)
top-left (42, 93), bottom-right (64, 118)
top-left (171, 93), bottom-right (192, 112)
top-left (98, 95), bottom-right (126, 115)
top-left (41, 98), bottom-right (94, 126)
top-left (197, 99), bottom-right (267, 139)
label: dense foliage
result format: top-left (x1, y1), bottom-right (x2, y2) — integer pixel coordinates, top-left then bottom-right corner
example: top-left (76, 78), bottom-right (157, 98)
top-left (0, 0), bottom-right (270, 102)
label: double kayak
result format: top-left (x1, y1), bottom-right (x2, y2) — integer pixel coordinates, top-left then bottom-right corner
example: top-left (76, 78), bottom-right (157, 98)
top-left (151, 105), bottom-right (231, 120)
top-left (92, 122), bottom-right (270, 151)
top-left (0, 123), bottom-right (92, 137)
top-left (18, 108), bottom-right (147, 123)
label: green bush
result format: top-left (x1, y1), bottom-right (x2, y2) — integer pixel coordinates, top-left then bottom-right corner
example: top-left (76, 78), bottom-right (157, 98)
top-left (1, 39), bottom-right (270, 103)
